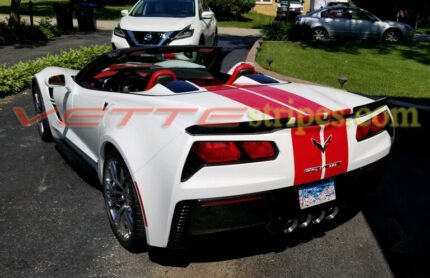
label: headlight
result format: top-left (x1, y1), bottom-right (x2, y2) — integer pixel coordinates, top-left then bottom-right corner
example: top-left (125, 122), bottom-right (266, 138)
top-left (114, 24), bottom-right (126, 38)
top-left (173, 25), bottom-right (194, 40)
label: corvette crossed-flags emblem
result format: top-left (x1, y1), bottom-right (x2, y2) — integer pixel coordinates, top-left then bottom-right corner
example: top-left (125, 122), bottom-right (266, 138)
top-left (311, 135), bottom-right (333, 154)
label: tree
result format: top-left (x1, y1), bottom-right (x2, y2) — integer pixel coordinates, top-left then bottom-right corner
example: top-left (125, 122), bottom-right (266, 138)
top-left (206, 0), bottom-right (255, 20)
top-left (353, 0), bottom-right (429, 27)
top-left (9, 0), bottom-right (22, 27)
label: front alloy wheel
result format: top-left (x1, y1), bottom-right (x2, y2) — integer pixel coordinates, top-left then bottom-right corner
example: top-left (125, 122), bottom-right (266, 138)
top-left (312, 28), bottom-right (328, 41)
top-left (103, 150), bottom-right (146, 251)
top-left (384, 29), bottom-right (400, 43)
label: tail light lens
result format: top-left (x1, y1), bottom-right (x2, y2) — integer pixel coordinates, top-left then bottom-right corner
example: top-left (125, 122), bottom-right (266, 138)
top-left (192, 142), bottom-right (241, 163)
top-left (182, 141), bottom-right (278, 181)
top-left (356, 111), bottom-right (390, 141)
top-left (240, 141), bottom-right (275, 159)
top-left (370, 110), bottom-right (389, 133)
top-left (356, 120), bottom-right (371, 141)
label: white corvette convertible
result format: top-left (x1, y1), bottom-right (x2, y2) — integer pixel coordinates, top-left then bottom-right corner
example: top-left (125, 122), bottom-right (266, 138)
top-left (32, 46), bottom-right (393, 250)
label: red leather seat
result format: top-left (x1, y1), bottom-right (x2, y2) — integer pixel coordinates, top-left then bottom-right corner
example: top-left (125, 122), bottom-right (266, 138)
top-left (226, 63), bottom-right (256, 84)
top-left (145, 69), bottom-right (177, 91)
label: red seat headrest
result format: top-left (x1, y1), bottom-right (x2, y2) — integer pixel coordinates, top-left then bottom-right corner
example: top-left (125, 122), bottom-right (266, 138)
top-left (226, 63), bottom-right (256, 84)
top-left (145, 69), bottom-right (177, 91)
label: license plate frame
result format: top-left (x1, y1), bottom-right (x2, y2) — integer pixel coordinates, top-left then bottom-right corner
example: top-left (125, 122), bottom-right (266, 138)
top-left (298, 179), bottom-right (336, 210)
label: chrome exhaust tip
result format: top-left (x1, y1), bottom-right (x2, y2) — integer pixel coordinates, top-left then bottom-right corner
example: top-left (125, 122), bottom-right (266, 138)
top-left (298, 214), bottom-right (312, 229)
top-left (283, 218), bottom-right (298, 234)
top-left (325, 206), bottom-right (339, 220)
top-left (312, 210), bottom-right (326, 225)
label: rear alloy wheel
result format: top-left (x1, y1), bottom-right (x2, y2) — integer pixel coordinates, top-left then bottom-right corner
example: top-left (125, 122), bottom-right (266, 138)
top-left (32, 81), bottom-right (53, 142)
top-left (103, 150), bottom-right (146, 252)
top-left (312, 28), bottom-right (328, 41)
top-left (383, 29), bottom-right (401, 43)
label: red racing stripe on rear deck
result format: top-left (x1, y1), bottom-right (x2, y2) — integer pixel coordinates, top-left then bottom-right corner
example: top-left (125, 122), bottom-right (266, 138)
top-left (291, 125), bottom-right (324, 185)
top-left (241, 85), bottom-right (332, 115)
top-left (323, 119), bottom-right (349, 179)
top-left (208, 86), bottom-right (300, 119)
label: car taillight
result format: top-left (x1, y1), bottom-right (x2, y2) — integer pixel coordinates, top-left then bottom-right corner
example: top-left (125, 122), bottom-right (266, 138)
top-left (356, 111), bottom-right (390, 141)
top-left (371, 110), bottom-right (389, 133)
top-left (183, 141), bottom-right (278, 181)
top-left (240, 141), bottom-right (275, 159)
top-left (356, 120), bottom-right (371, 141)
top-left (192, 142), bottom-right (241, 163)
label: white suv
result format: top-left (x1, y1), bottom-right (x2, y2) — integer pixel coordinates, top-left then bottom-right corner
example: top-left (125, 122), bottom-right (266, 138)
top-left (111, 0), bottom-right (218, 49)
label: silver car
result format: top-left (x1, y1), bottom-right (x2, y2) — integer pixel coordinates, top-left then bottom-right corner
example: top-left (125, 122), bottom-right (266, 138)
top-left (296, 6), bottom-right (415, 42)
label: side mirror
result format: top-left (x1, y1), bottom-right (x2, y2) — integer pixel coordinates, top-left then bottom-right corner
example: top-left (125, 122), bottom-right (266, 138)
top-left (201, 11), bottom-right (214, 19)
top-left (47, 75), bottom-right (66, 88)
top-left (121, 10), bottom-right (129, 17)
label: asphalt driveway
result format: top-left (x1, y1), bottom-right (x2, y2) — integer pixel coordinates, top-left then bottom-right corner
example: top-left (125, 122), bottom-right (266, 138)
top-left (1, 31), bottom-right (429, 277)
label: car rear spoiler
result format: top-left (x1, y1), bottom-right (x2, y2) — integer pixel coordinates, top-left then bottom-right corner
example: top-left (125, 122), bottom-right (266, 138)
top-left (186, 98), bottom-right (389, 135)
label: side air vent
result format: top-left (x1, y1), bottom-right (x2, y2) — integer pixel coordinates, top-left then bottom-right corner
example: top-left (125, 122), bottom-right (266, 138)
top-left (167, 201), bottom-right (196, 249)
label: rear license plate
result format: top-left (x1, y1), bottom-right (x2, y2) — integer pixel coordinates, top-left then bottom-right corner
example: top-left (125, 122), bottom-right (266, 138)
top-left (299, 180), bottom-right (336, 209)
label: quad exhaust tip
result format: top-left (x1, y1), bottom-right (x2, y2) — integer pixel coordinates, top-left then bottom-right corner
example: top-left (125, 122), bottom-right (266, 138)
top-left (283, 218), bottom-right (298, 234)
top-left (281, 206), bottom-right (339, 234)
top-left (298, 214), bottom-right (312, 229)
top-left (325, 206), bottom-right (339, 220)
top-left (312, 210), bottom-right (326, 225)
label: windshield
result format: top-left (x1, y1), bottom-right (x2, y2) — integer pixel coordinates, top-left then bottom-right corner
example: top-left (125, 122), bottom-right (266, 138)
top-left (75, 47), bottom-right (231, 93)
top-left (130, 0), bottom-right (195, 18)
top-left (279, 0), bottom-right (302, 4)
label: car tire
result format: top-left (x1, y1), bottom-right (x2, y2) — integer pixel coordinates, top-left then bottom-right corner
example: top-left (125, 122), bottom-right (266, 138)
top-left (199, 36), bottom-right (205, 46)
top-left (103, 149), bottom-right (147, 252)
top-left (213, 31), bottom-right (218, 46)
top-left (312, 27), bottom-right (328, 41)
top-left (32, 80), bottom-right (53, 142)
top-left (383, 29), bottom-right (401, 43)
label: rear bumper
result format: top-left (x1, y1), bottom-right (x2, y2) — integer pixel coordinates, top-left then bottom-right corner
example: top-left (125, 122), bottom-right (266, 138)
top-left (167, 158), bottom-right (386, 249)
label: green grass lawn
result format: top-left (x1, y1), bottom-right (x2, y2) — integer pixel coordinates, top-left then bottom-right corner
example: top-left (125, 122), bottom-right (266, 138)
top-left (218, 12), bottom-right (274, 29)
top-left (256, 41), bottom-right (430, 98)
top-left (416, 27), bottom-right (430, 35)
top-left (0, 0), bottom-right (131, 20)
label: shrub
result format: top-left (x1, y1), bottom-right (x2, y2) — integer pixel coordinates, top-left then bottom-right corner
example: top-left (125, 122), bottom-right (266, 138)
top-left (0, 18), bottom-right (60, 46)
top-left (38, 18), bottom-right (61, 40)
top-left (0, 44), bottom-right (111, 98)
top-left (262, 22), bottom-right (304, 41)
top-left (206, 0), bottom-right (255, 20)
top-left (0, 21), bottom-right (14, 46)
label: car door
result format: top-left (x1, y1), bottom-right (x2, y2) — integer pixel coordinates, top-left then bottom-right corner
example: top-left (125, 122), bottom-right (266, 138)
top-left (51, 82), bottom-right (73, 136)
top-left (198, 0), bottom-right (216, 44)
top-left (320, 8), bottom-right (351, 38)
top-left (67, 87), bottom-right (112, 159)
top-left (349, 9), bottom-right (379, 39)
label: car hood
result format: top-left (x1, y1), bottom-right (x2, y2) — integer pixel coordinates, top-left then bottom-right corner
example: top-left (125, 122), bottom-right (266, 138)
top-left (119, 16), bottom-right (196, 32)
top-left (383, 20), bottom-right (412, 29)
